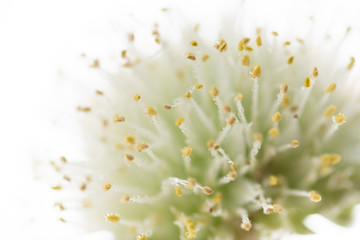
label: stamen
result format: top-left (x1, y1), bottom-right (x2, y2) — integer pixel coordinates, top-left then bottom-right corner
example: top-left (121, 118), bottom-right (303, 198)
top-left (124, 136), bottom-right (136, 145)
top-left (347, 57), bottom-right (355, 70)
top-left (215, 39), bottom-right (227, 52)
top-left (105, 213), bottom-right (120, 223)
top-left (145, 106), bottom-right (157, 117)
top-left (251, 65), bottom-right (262, 79)
top-left (256, 35), bottom-right (262, 47)
top-left (113, 114), bottom-right (125, 123)
top-left (103, 183), bottom-right (112, 191)
top-left (326, 83), bottom-right (336, 93)
top-left (202, 186), bottom-right (214, 195)
top-left (185, 53), bottom-right (196, 61)
top-left (271, 112), bottom-right (282, 122)
top-left (202, 54), bottom-right (210, 62)
top-left (134, 94), bottom-right (141, 102)
top-left (287, 56), bottom-right (294, 64)
top-left (241, 55), bottom-right (250, 66)
top-left (312, 66), bottom-right (319, 77)
top-left (268, 128), bottom-right (279, 138)
top-left (190, 40), bottom-right (198, 47)
top-left (324, 105), bottom-right (336, 118)
top-left (304, 77), bottom-right (311, 88)
top-left (334, 113), bottom-right (346, 125)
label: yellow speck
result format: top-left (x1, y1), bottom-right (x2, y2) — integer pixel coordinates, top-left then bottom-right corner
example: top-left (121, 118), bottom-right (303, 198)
top-left (163, 104), bottom-right (172, 109)
top-left (121, 50), bottom-right (127, 58)
top-left (283, 41), bottom-right (291, 46)
top-left (282, 94), bottom-right (290, 107)
top-left (215, 38), bottom-right (227, 52)
top-left (176, 185), bottom-right (182, 197)
top-left (206, 140), bottom-right (215, 149)
top-left (272, 31), bottom-right (279, 36)
top-left (269, 175), bottom-right (279, 186)
top-left (52, 185), bottom-right (62, 190)
top-left (244, 45), bottom-right (253, 51)
top-left (235, 93), bottom-right (243, 101)
top-left (60, 156), bottom-right (67, 163)
top-left (290, 140), bottom-right (300, 148)
top-left (185, 91), bottom-right (192, 99)
top-left (238, 38), bottom-right (250, 51)
top-left (154, 38), bottom-right (160, 44)
top-left (182, 147), bottom-right (192, 157)
top-left (113, 114), bottom-right (125, 123)
top-left (312, 66), bottom-right (319, 77)
top-left (309, 191), bottom-right (322, 202)
top-left (136, 142), bottom-right (149, 152)
top-left (190, 40), bottom-right (198, 47)
top-left (202, 186), bottom-right (214, 195)
top-left (256, 35), bottom-right (262, 46)
top-left (103, 183), bottom-right (112, 191)
top-left (326, 83), bottom-right (336, 93)
top-left (186, 231), bottom-right (197, 239)
top-left (106, 214), bottom-right (120, 223)
top-left (146, 106), bottom-right (157, 117)
top-left (58, 218), bottom-right (66, 223)
top-left (124, 136), bottom-right (135, 145)
top-left (304, 77), bottom-right (311, 88)
top-left (241, 55), bottom-right (250, 66)
top-left (124, 154), bottom-right (134, 163)
top-left (334, 113), bottom-right (346, 124)
top-left (202, 54), bottom-right (210, 62)
top-left (269, 128), bottom-right (279, 138)
top-left (185, 52), bottom-right (196, 61)
top-left (137, 234), bottom-right (147, 240)
top-left (240, 221), bottom-right (252, 231)
top-left (195, 83), bottom-right (203, 90)
top-left (324, 105), bottom-right (336, 118)
top-left (209, 86), bottom-right (219, 98)
top-left (320, 153), bottom-right (341, 165)
top-left (134, 94), bottom-right (141, 102)
top-left (271, 112), bottom-right (282, 122)
top-left (287, 56), bottom-right (294, 64)
top-left (77, 106), bottom-right (91, 112)
top-left (95, 89), bottom-right (104, 95)
top-left (347, 57), bottom-right (355, 70)
top-left (212, 144), bottom-right (220, 151)
top-left (273, 204), bottom-right (283, 213)
top-left (121, 194), bottom-right (130, 203)
top-left (251, 65), bottom-right (261, 78)
top-left (253, 133), bottom-right (263, 142)
top-left (281, 83), bottom-right (288, 94)
top-left (227, 116), bottom-right (236, 126)
top-left (90, 59), bottom-right (99, 68)
top-left (214, 193), bottom-right (222, 204)
top-left (186, 178), bottom-right (196, 189)
top-left (222, 105), bottom-right (231, 113)
top-left (176, 118), bottom-right (185, 126)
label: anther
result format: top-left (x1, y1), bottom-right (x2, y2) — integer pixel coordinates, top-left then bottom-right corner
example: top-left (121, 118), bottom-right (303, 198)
top-left (215, 38), bottom-right (227, 52)
top-left (195, 83), bottom-right (203, 90)
top-left (312, 66), bottom-right (319, 77)
top-left (185, 53), bottom-right (196, 61)
top-left (282, 95), bottom-right (290, 107)
top-left (223, 105), bottom-right (231, 113)
top-left (106, 213), bottom-right (120, 223)
top-left (256, 35), bottom-right (262, 46)
top-left (290, 140), bottom-right (300, 148)
top-left (309, 191), bottom-right (322, 202)
top-left (324, 105), bottom-right (336, 118)
top-left (176, 185), bottom-right (182, 197)
top-left (121, 194), bottom-right (130, 203)
top-left (134, 94), bottom-right (141, 102)
top-left (240, 221), bottom-right (252, 231)
top-left (251, 65), bottom-right (261, 78)
top-left (202, 186), bottom-right (214, 195)
top-left (182, 147), bottom-right (192, 157)
top-left (235, 93), bottom-right (243, 101)
top-left (269, 128), bottom-right (279, 138)
top-left (190, 40), bottom-right (198, 47)
top-left (241, 55), bottom-right (250, 66)
top-left (334, 113), bottom-right (346, 125)
top-left (77, 106), bottom-right (91, 112)
top-left (52, 185), bottom-right (62, 190)
top-left (273, 204), bottom-right (283, 213)
top-left (137, 234), bottom-right (147, 240)
top-left (326, 83), bottom-right (336, 93)
top-left (271, 112), bottom-right (282, 122)
top-left (103, 183), bottom-right (112, 191)
top-left (124, 136), bottom-right (136, 145)
top-left (185, 91), bottom-right (192, 99)
top-left (347, 57), bottom-right (355, 70)
top-left (209, 86), bottom-right (219, 98)
top-left (113, 114), bottom-right (125, 123)
top-left (304, 77), bottom-right (311, 88)
top-left (136, 142), bottom-right (149, 152)
top-left (202, 54), bottom-right (210, 62)
top-left (281, 83), bottom-right (288, 93)
top-left (287, 56), bottom-right (294, 64)
top-left (227, 116), bottom-right (236, 126)
top-left (176, 118), bottom-right (185, 126)
top-left (163, 104), bottom-right (172, 109)
top-left (269, 175), bottom-right (279, 186)
top-left (124, 154), bottom-right (134, 164)
top-left (206, 140), bottom-right (215, 149)
top-left (145, 106), bottom-right (157, 117)
top-left (95, 89), bottom-right (104, 95)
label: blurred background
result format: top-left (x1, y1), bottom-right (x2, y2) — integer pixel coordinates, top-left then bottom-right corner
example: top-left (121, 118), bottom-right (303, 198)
top-left (1, 0), bottom-right (359, 239)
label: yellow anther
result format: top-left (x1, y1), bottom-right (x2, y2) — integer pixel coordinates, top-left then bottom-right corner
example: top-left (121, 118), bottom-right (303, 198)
top-left (113, 114), bottom-right (125, 123)
top-left (195, 83), bottom-right (203, 90)
top-left (137, 234), bottom-right (147, 240)
top-left (269, 175), bottom-right (279, 186)
top-left (175, 185), bottom-right (182, 197)
top-left (202, 186), bottom-right (214, 195)
top-left (134, 94), bottom-right (141, 101)
top-left (244, 45), bottom-right (253, 51)
top-left (154, 38), bottom-right (160, 44)
top-left (282, 95), bottom-right (290, 107)
top-left (251, 65), bottom-right (261, 78)
top-left (63, 175), bottom-right (71, 182)
top-left (214, 193), bottom-right (222, 204)
top-left (272, 31), bottom-right (279, 36)
top-left (304, 77), bottom-right (311, 88)
top-left (309, 191), bottom-right (322, 202)
top-left (95, 89), bottom-right (104, 95)
top-left (287, 56), bottom-right (294, 64)
top-left (202, 54), bottom-right (210, 62)
top-left (228, 171), bottom-right (237, 180)
top-left (163, 104), bottom-right (172, 109)
top-left (324, 105), bottom-right (336, 118)
top-left (290, 140), bottom-right (300, 148)
top-left (256, 35), bottom-right (262, 46)
top-left (268, 128), bottom-right (279, 138)
top-left (145, 106), bottom-right (157, 117)
top-left (183, 218), bottom-right (193, 226)
top-left (209, 86), bottom-right (219, 98)
top-left (320, 154), bottom-right (341, 165)
top-left (121, 50), bottom-right (127, 58)
top-left (90, 59), bottom-right (99, 68)
top-left (190, 40), bottom-right (198, 47)
top-left (238, 38), bottom-right (250, 52)
top-left (215, 38), bottom-right (227, 52)
top-left (182, 147), bottom-right (192, 157)
top-left (253, 133), bottom-right (263, 142)
top-left (230, 163), bottom-right (237, 173)
top-left (103, 183), bottom-right (112, 191)
top-left (52, 185), bottom-right (62, 190)
top-left (176, 118), bottom-right (185, 126)
top-left (235, 93), bottom-right (243, 101)
top-left (273, 204), bottom-right (283, 213)
top-left (347, 57), bottom-right (355, 70)
top-left (222, 105), bottom-right (231, 113)
top-left (185, 91), bottom-right (192, 99)
top-left (186, 231), bottom-right (197, 239)
top-left (186, 222), bottom-right (196, 232)
top-left (106, 214), bottom-right (120, 223)
top-left (58, 218), bottom-right (66, 223)
top-left (271, 112), bottom-right (282, 122)
top-left (334, 113), bottom-right (346, 124)
top-left (185, 52), bottom-right (196, 61)
top-left (281, 83), bottom-right (288, 94)
top-left (121, 194), bottom-right (130, 203)
top-left (80, 183), bottom-right (87, 191)
top-left (212, 144), bottom-right (220, 151)
top-left (124, 154), bottom-right (134, 163)
top-left (124, 136), bottom-right (135, 145)
top-left (243, 38), bottom-right (250, 44)
top-left (240, 221), bottom-right (252, 231)
top-left (227, 116), bottom-right (236, 126)
top-left (136, 142), bottom-right (149, 152)
top-left (312, 66), bottom-right (319, 77)
top-left (206, 140), bottom-right (215, 148)
top-left (326, 83), bottom-right (337, 93)
top-left (54, 202), bottom-right (65, 211)
top-left (77, 106), bottom-right (91, 112)
top-left (60, 156), bottom-right (67, 163)
top-left (284, 41), bottom-right (291, 46)
top-left (185, 178), bottom-right (196, 189)
top-left (241, 55), bottom-right (250, 66)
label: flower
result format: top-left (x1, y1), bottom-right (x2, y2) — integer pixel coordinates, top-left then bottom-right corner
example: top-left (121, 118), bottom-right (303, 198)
top-left (50, 3), bottom-right (360, 240)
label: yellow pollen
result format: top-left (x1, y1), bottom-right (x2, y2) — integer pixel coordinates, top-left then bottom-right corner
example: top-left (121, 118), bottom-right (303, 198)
top-left (77, 106), bottom-right (91, 112)
top-left (134, 94), bottom-right (141, 101)
top-left (195, 83), bottom-right (203, 90)
top-left (186, 231), bottom-right (197, 239)
top-left (106, 214), bottom-right (120, 223)
top-left (269, 128), bottom-right (279, 138)
top-left (206, 140), bottom-right (215, 148)
top-left (281, 83), bottom-right (288, 93)
top-left (222, 105), bottom-right (231, 113)
top-left (176, 185), bottom-right (182, 197)
top-left (282, 94), bottom-right (290, 107)
top-left (326, 83), bottom-right (337, 93)
top-left (185, 178), bottom-right (196, 189)
top-left (60, 156), bottom-right (67, 163)
top-left (241, 55), bottom-right (250, 66)
top-left (309, 191), bottom-right (322, 202)
top-left (290, 140), bottom-right (300, 148)
top-left (269, 175), bottom-right (279, 186)
top-left (320, 154), bottom-right (341, 165)
top-left (103, 183), bottom-right (112, 191)
top-left (271, 112), bottom-right (282, 122)
top-left (227, 116), bottom-right (236, 126)
top-left (190, 40), bottom-right (198, 47)
top-left (283, 41), bottom-right (291, 46)
top-left (240, 221), bottom-right (252, 231)
top-left (124, 136), bottom-right (135, 145)
top-left (202, 54), bottom-right (210, 62)
top-left (273, 204), bottom-right (283, 213)
top-left (244, 45), bottom-right (253, 51)
top-left (95, 89), bottom-right (104, 95)
top-left (52, 185), bottom-right (62, 190)
top-left (162, 104), bottom-right (172, 109)
top-left (215, 38), bottom-right (227, 52)
top-left (137, 234), bottom-right (147, 240)
top-left (145, 106), bottom-right (157, 117)
top-left (136, 142), bottom-right (149, 152)
top-left (287, 56), bottom-right (294, 64)
top-left (304, 77), bottom-right (311, 88)
top-left (324, 105), bottom-right (336, 118)
top-left (347, 57), bottom-right (355, 70)
top-left (182, 147), bottom-right (192, 157)
top-left (214, 193), bottom-right (222, 204)
top-left (334, 113), bottom-right (346, 124)
top-left (124, 154), bottom-right (134, 163)
top-left (176, 118), bottom-right (185, 126)
top-left (256, 35), bottom-right (262, 46)
top-left (90, 59), bottom-right (99, 68)
top-left (186, 222), bottom-right (196, 232)
top-left (228, 171), bottom-right (237, 180)
top-left (251, 65), bottom-right (261, 78)
top-left (272, 31), bottom-right (279, 36)
top-left (185, 52), bottom-right (196, 61)
top-left (312, 66), bottom-right (319, 77)
top-left (121, 50), bottom-right (127, 58)
top-left (121, 194), bottom-right (130, 203)
top-left (212, 144), bottom-right (220, 151)
top-left (235, 93), bottom-right (243, 101)
top-left (209, 86), bottom-right (219, 98)
top-left (113, 114), bottom-right (125, 123)
top-left (202, 186), bottom-right (214, 195)
top-left (185, 91), bottom-right (192, 99)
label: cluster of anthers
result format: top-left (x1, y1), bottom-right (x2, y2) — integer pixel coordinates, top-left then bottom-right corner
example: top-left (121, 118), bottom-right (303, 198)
top-left (49, 20), bottom-right (359, 240)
